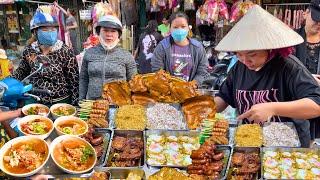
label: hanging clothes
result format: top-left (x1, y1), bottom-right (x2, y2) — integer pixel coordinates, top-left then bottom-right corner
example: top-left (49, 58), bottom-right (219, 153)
top-left (185, 0), bottom-right (195, 10)
top-left (109, 0), bottom-right (121, 19)
top-left (121, 0), bottom-right (138, 26)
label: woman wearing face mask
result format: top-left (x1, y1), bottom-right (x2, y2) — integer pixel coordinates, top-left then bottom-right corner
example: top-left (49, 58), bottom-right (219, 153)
top-left (214, 5), bottom-right (320, 147)
top-left (151, 12), bottom-right (209, 85)
top-left (79, 15), bottom-right (137, 100)
top-left (12, 10), bottom-right (79, 106)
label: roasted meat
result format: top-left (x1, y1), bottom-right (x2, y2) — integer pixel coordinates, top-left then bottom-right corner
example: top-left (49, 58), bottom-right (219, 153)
top-left (182, 95), bottom-right (217, 129)
top-left (169, 80), bottom-right (198, 102)
top-left (129, 74), bottom-right (148, 92)
top-left (112, 136), bottom-right (127, 151)
top-left (132, 93), bottom-right (157, 106)
top-left (108, 136), bottom-right (144, 167)
top-left (230, 152), bottom-right (260, 180)
top-left (102, 81), bottom-right (132, 106)
top-left (94, 144), bottom-right (104, 157)
top-left (144, 70), bottom-right (172, 101)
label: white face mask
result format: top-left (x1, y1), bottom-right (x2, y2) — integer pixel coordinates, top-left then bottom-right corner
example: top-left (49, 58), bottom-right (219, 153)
top-left (99, 35), bottom-right (119, 50)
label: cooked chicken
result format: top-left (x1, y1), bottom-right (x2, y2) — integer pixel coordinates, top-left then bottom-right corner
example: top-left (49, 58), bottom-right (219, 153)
top-left (144, 70), bottom-right (171, 99)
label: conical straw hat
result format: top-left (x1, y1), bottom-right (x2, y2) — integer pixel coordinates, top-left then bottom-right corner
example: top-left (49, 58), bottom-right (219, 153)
top-left (215, 5), bottom-right (304, 52)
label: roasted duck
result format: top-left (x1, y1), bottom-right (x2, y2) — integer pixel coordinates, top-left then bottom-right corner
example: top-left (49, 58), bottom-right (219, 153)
top-left (102, 81), bottom-right (132, 106)
top-left (169, 80), bottom-right (198, 102)
top-left (182, 95), bottom-right (217, 129)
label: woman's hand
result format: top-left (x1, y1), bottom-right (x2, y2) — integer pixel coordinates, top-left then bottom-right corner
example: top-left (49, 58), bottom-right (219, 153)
top-left (237, 102), bottom-right (276, 124)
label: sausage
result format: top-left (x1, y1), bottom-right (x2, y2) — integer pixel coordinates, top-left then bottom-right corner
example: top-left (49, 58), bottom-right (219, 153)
top-left (191, 151), bottom-right (208, 159)
top-left (208, 163), bottom-right (223, 171)
top-left (187, 169), bottom-right (203, 175)
top-left (192, 159), bottom-right (210, 164)
top-left (213, 152), bottom-right (224, 161)
top-left (91, 136), bottom-right (104, 145)
top-left (187, 165), bottom-right (204, 170)
top-left (204, 170), bottom-right (214, 176)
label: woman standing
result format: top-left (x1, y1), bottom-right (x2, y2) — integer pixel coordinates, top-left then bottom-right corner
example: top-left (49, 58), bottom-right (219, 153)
top-left (134, 20), bottom-right (163, 74)
top-left (13, 10), bottom-right (79, 106)
top-left (79, 15), bottom-right (137, 100)
top-left (54, 2), bottom-right (79, 55)
top-left (214, 5), bottom-right (320, 147)
top-left (151, 12), bottom-right (209, 85)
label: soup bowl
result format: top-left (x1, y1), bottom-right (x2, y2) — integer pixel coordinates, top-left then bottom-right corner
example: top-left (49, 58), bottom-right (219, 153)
top-left (50, 103), bottom-right (77, 120)
top-left (50, 135), bottom-right (97, 174)
top-left (22, 104), bottom-right (50, 117)
top-left (18, 115), bottom-right (54, 139)
top-left (0, 136), bottom-right (50, 177)
top-left (54, 116), bottom-right (88, 136)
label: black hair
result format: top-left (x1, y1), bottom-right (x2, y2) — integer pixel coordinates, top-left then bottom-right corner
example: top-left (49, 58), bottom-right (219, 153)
top-left (145, 20), bottom-right (158, 34)
top-left (169, 12), bottom-right (189, 25)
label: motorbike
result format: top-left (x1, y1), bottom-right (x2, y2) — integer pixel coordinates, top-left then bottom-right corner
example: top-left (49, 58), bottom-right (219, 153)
top-left (201, 52), bottom-right (234, 90)
top-left (0, 57), bottom-right (51, 109)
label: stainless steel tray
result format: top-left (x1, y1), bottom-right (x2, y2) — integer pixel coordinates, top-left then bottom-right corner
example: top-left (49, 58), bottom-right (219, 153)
top-left (106, 168), bottom-right (146, 180)
top-left (217, 145), bottom-right (233, 180)
top-left (227, 147), bottom-right (261, 180)
top-left (262, 147), bottom-right (320, 180)
top-left (94, 128), bottom-right (114, 167)
top-left (108, 107), bottom-right (117, 129)
top-left (145, 129), bottom-right (200, 168)
top-left (263, 122), bottom-right (301, 147)
top-left (104, 130), bottom-right (145, 168)
top-left (145, 103), bottom-right (188, 130)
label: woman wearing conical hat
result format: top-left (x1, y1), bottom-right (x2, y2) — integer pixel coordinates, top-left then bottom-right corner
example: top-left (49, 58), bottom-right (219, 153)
top-left (214, 5), bottom-right (320, 147)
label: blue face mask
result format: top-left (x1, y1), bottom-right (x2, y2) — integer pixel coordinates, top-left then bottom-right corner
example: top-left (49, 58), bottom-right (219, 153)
top-left (37, 29), bottom-right (58, 46)
top-left (171, 29), bottom-right (188, 42)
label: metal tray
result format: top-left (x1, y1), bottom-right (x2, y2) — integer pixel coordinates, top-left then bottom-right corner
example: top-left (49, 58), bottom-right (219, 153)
top-left (94, 128), bottom-right (114, 167)
top-left (145, 129), bottom-right (200, 168)
top-left (107, 168), bottom-right (146, 180)
top-left (145, 103), bottom-right (189, 130)
top-left (104, 130), bottom-right (145, 168)
top-left (227, 147), bottom-right (261, 180)
top-left (262, 147), bottom-right (320, 180)
top-left (217, 145), bottom-right (233, 180)
top-left (110, 106), bottom-right (147, 130)
top-left (263, 122), bottom-right (301, 147)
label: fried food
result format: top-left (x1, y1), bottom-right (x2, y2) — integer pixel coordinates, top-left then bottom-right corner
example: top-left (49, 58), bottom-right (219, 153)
top-left (79, 100), bottom-right (109, 128)
top-left (182, 96), bottom-right (217, 129)
top-left (144, 70), bottom-right (171, 100)
top-left (230, 151), bottom-right (261, 180)
top-left (149, 167), bottom-right (191, 180)
top-left (187, 139), bottom-right (225, 178)
top-left (115, 105), bottom-right (147, 130)
top-left (235, 124), bottom-right (263, 147)
top-left (102, 81), bottom-right (132, 106)
top-left (132, 93), bottom-right (157, 106)
top-left (169, 80), bottom-right (198, 102)
top-left (108, 136), bottom-right (143, 167)
top-left (129, 74), bottom-right (148, 93)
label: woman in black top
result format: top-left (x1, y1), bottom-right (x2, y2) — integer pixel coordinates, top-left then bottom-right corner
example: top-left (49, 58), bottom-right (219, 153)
top-left (214, 5), bottom-right (320, 147)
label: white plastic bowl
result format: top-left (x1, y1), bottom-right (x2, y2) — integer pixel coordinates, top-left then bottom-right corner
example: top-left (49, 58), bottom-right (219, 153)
top-left (50, 135), bottom-right (97, 174)
top-left (18, 115), bottom-right (54, 139)
top-left (0, 136), bottom-right (50, 177)
top-left (54, 116), bottom-right (88, 136)
top-left (22, 104), bottom-right (50, 117)
top-left (50, 103), bottom-right (77, 120)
